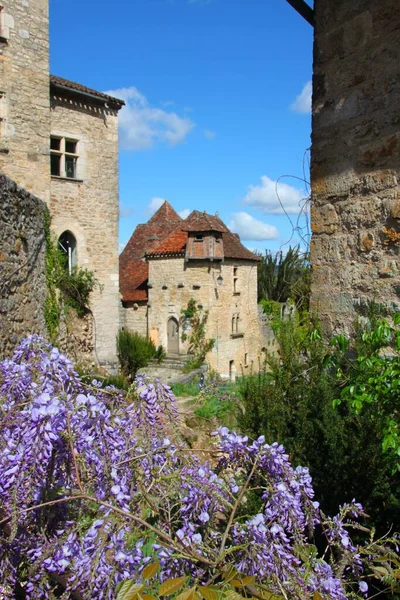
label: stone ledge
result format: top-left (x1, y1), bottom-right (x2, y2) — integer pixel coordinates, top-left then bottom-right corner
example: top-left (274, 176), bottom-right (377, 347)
top-left (51, 175), bottom-right (83, 183)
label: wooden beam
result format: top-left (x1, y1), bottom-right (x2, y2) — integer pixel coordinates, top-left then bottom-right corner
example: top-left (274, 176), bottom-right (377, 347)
top-left (285, 0), bottom-right (314, 27)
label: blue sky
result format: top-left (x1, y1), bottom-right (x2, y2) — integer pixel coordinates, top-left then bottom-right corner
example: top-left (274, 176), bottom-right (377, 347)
top-left (50, 0), bottom-right (313, 254)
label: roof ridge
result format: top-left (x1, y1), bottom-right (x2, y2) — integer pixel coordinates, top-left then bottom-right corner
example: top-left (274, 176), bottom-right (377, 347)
top-left (148, 200), bottom-right (182, 224)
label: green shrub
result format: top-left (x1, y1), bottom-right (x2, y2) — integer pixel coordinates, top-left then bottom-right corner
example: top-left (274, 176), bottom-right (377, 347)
top-left (235, 312), bottom-right (400, 534)
top-left (117, 330), bottom-right (164, 378)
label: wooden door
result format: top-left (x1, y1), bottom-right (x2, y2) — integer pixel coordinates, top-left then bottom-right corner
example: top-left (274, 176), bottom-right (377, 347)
top-left (167, 318), bottom-right (179, 354)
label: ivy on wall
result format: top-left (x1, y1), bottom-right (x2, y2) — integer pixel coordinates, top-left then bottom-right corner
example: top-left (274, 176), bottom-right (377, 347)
top-left (180, 299), bottom-right (215, 369)
top-left (44, 208), bottom-right (100, 342)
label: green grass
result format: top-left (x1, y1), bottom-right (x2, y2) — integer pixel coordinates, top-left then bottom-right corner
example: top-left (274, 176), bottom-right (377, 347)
top-left (194, 396), bottom-right (236, 426)
top-left (170, 381), bottom-right (200, 397)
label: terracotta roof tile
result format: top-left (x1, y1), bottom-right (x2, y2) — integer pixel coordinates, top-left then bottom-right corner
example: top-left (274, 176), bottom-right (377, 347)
top-left (182, 211), bottom-right (228, 233)
top-left (120, 201), bottom-right (182, 301)
top-left (222, 231), bottom-right (261, 262)
top-left (146, 210), bottom-right (260, 262)
top-left (50, 75), bottom-right (125, 109)
top-left (146, 230), bottom-right (188, 257)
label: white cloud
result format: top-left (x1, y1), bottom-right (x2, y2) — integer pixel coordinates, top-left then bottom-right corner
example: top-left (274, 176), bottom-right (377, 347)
top-left (229, 212), bottom-right (279, 241)
top-left (119, 241), bottom-right (127, 253)
top-left (178, 208), bottom-right (191, 219)
top-left (204, 129), bottom-right (216, 140)
top-left (243, 175), bottom-right (305, 215)
top-left (120, 204), bottom-right (135, 218)
top-left (290, 80), bottom-right (312, 114)
top-left (148, 197), bottom-right (165, 215)
top-left (105, 86), bottom-right (195, 151)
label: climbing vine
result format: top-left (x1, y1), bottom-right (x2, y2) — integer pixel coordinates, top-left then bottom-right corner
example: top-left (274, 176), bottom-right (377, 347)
top-left (44, 208), bottom-right (100, 341)
top-left (180, 299), bottom-right (215, 369)
top-left (44, 207), bottom-right (61, 342)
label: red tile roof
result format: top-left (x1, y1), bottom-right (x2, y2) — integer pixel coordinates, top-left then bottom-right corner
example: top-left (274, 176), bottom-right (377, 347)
top-left (50, 75), bottom-right (125, 109)
top-left (120, 201), bottom-right (182, 302)
top-left (182, 211), bottom-right (228, 233)
top-left (146, 230), bottom-right (188, 257)
top-left (147, 211), bottom-right (261, 262)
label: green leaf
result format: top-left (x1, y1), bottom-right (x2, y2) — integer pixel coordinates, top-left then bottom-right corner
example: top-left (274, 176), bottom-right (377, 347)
top-left (198, 587), bottom-right (219, 600)
top-left (117, 582), bottom-right (144, 600)
top-left (159, 577), bottom-right (187, 596)
top-left (176, 588), bottom-right (196, 600)
top-left (142, 562), bottom-right (160, 580)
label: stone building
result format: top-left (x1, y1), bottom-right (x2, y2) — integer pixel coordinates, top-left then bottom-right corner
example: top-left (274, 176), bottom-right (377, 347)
top-left (0, 0), bottom-right (124, 366)
top-left (121, 202), bottom-right (266, 378)
top-left (310, 0), bottom-right (400, 332)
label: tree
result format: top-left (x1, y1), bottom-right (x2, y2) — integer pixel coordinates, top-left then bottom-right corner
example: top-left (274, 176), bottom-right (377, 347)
top-left (257, 246), bottom-right (310, 311)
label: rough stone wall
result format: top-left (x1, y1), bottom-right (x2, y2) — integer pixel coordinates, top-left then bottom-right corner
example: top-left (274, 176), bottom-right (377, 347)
top-left (50, 98), bottom-right (120, 367)
top-left (0, 175), bottom-right (46, 356)
top-left (311, 0), bottom-right (400, 333)
top-left (0, 0), bottom-right (50, 203)
top-left (146, 257), bottom-right (265, 378)
top-left (123, 301), bottom-right (148, 337)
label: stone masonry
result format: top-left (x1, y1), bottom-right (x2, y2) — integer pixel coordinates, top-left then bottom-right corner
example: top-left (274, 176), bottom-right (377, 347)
top-left (121, 204), bottom-right (268, 378)
top-left (0, 0), bottom-right (124, 369)
top-left (311, 0), bottom-right (400, 332)
top-left (147, 257), bottom-right (264, 378)
top-left (0, 174), bottom-right (46, 355)
top-left (0, 0), bottom-right (50, 203)
top-left (50, 90), bottom-right (122, 367)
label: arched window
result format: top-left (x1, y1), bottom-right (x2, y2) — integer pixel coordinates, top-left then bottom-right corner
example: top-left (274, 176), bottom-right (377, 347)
top-left (58, 231), bottom-right (77, 275)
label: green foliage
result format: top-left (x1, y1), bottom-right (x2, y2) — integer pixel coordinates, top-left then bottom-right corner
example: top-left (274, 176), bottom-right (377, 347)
top-left (257, 246), bottom-right (310, 311)
top-left (117, 329), bottom-right (165, 378)
top-left (170, 381), bottom-right (200, 397)
top-left (44, 207), bottom-right (61, 342)
top-left (194, 396), bottom-right (235, 421)
top-left (180, 299), bottom-right (215, 368)
top-left (235, 312), bottom-right (400, 534)
top-left (259, 298), bottom-right (282, 319)
top-left (117, 565), bottom-right (286, 600)
top-left (57, 263), bottom-right (99, 317)
top-left (44, 211), bottom-right (99, 340)
top-left (332, 314), bottom-right (400, 473)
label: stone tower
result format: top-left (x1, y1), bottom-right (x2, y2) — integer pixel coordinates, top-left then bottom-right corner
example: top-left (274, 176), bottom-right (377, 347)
top-left (311, 0), bottom-right (400, 332)
top-left (0, 0), bottom-right (124, 369)
top-left (0, 0), bottom-right (50, 202)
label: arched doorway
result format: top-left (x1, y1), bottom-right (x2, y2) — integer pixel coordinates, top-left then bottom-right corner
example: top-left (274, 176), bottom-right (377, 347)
top-left (58, 231), bottom-right (77, 275)
top-left (167, 317), bottom-right (179, 355)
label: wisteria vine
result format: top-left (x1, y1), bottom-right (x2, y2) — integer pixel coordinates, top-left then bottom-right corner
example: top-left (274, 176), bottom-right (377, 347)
top-left (0, 336), bottom-right (397, 599)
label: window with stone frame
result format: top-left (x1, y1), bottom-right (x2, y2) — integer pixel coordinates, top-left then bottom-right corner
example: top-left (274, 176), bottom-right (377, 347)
top-left (50, 136), bottom-right (79, 179)
top-left (0, 7), bottom-right (6, 41)
top-left (231, 313), bottom-right (240, 334)
top-left (233, 266), bottom-right (239, 294)
top-left (0, 6), bottom-right (13, 41)
top-left (0, 91), bottom-right (7, 141)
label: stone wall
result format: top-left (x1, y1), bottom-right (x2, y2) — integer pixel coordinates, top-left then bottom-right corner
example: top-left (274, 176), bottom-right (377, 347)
top-left (50, 97), bottom-right (121, 367)
top-left (0, 0), bottom-right (50, 203)
top-left (146, 257), bottom-right (265, 378)
top-left (0, 175), bottom-right (46, 356)
top-left (311, 0), bottom-right (400, 332)
top-left (123, 301), bottom-right (148, 337)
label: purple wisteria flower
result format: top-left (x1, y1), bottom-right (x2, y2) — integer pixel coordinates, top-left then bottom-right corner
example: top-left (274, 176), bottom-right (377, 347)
top-left (0, 336), bottom-right (389, 599)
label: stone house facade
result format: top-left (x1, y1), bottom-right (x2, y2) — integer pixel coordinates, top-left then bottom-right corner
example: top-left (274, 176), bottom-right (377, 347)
top-left (121, 202), bottom-right (266, 378)
top-left (310, 0), bottom-right (400, 332)
top-left (0, 0), bottom-right (124, 366)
